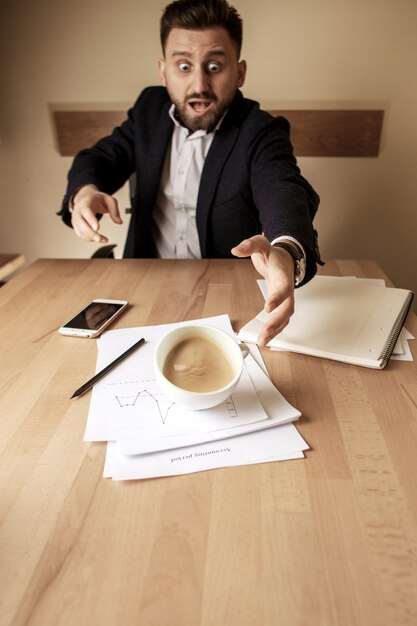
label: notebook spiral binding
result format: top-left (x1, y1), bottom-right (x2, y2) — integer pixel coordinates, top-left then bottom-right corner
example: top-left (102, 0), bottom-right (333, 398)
top-left (378, 291), bottom-right (414, 367)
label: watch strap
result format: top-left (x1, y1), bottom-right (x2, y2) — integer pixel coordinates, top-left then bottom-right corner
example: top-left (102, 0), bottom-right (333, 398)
top-left (272, 241), bottom-right (306, 286)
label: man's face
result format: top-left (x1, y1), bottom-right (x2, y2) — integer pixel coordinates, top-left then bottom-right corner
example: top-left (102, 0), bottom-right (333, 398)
top-left (159, 26), bottom-right (246, 132)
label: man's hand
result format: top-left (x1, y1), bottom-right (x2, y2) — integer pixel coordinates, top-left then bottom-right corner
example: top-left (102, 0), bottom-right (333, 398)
top-left (231, 235), bottom-right (296, 346)
top-left (70, 185), bottom-right (123, 244)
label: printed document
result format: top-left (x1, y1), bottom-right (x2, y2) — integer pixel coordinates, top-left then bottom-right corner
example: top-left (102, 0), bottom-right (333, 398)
top-left (83, 313), bottom-right (308, 480)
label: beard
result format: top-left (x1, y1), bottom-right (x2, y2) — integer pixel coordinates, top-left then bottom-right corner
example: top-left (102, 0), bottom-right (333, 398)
top-left (170, 90), bottom-right (234, 133)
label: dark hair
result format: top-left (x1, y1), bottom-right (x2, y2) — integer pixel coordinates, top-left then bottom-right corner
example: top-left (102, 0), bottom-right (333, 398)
top-left (160, 0), bottom-right (243, 57)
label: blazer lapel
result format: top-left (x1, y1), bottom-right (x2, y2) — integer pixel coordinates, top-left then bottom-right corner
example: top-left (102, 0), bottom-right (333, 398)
top-left (196, 123), bottom-right (239, 256)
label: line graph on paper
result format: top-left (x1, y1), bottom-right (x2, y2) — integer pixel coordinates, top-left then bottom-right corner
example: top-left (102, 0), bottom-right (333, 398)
top-left (106, 378), bottom-right (238, 431)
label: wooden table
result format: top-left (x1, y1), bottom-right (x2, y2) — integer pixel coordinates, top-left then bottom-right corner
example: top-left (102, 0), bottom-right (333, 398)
top-left (0, 253), bottom-right (25, 282)
top-left (1, 258), bottom-right (416, 626)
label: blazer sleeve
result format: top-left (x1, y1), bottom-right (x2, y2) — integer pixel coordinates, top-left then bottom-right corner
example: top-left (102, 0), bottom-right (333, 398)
top-left (57, 90), bottom-right (149, 226)
top-left (248, 115), bottom-right (322, 283)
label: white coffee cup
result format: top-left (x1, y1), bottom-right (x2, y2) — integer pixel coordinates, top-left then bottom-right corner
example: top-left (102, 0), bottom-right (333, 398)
top-left (154, 324), bottom-right (249, 410)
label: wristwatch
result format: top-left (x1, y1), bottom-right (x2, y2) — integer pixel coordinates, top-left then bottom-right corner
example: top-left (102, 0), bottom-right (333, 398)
top-left (273, 241), bottom-right (306, 286)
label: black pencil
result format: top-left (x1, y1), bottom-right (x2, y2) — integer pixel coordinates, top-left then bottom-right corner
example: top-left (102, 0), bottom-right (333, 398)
top-left (70, 337), bottom-right (146, 398)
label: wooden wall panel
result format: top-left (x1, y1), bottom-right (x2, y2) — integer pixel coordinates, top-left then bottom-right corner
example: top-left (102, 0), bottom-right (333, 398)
top-left (53, 109), bottom-right (384, 158)
top-left (53, 111), bottom-right (126, 157)
top-left (274, 109), bottom-right (384, 157)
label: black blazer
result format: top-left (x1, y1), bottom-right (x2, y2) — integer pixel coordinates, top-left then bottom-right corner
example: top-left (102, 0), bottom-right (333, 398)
top-left (59, 87), bottom-right (321, 283)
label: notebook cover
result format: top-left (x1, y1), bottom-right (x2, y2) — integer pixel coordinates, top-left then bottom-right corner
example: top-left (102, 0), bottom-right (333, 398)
top-left (238, 276), bottom-right (414, 369)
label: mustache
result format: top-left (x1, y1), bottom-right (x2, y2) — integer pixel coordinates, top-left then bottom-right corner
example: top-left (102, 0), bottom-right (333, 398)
top-left (187, 92), bottom-right (217, 102)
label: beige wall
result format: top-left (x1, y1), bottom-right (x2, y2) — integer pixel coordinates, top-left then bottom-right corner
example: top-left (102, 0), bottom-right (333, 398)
top-left (1, 0), bottom-right (416, 299)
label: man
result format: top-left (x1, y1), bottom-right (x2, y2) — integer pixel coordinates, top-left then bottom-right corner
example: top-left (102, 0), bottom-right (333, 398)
top-left (58, 0), bottom-right (322, 345)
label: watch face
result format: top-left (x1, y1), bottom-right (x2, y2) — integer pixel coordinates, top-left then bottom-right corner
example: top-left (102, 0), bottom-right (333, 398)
top-left (295, 258), bottom-right (307, 285)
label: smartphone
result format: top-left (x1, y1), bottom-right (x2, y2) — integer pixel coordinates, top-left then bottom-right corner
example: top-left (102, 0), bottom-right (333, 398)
top-left (58, 299), bottom-right (128, 337)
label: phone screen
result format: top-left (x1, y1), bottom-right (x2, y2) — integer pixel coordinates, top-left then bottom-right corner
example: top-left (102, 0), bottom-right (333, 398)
top-left (63, 301), bottom-right (126, 331)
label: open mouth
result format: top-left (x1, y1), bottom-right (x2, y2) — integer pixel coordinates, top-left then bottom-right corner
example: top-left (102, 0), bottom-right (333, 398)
top-left (188, 99), bottom-right (214, 115)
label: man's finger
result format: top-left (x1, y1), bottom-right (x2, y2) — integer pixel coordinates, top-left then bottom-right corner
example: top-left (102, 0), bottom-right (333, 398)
top-left (258, 311), bottom-right (291, 346)
top-left (258, 317), bottom-right (290, 346)
top-left (264, 286), bottom-right (294, 315)
top-left (103, 195), bottom-right (122, 224)
top-left (231, 235), bottom-right (269, 257)
top-left (71, 211), bottom-right (108, 243)
top-left (257, 289), bottom-right (294, 345)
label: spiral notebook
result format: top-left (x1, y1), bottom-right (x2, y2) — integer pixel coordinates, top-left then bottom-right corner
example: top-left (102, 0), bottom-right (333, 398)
top-left (238, 276), bottom-right (414, 369)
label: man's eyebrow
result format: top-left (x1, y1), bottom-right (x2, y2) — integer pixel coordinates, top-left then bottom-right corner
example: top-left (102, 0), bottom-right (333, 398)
top-left (171, 50), bottom-right (192, 58)
top-left (170, 49), bottom-right (227, 58)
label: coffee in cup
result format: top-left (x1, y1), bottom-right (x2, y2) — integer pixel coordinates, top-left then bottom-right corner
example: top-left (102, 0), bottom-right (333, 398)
top-left (154, 325), bottom-right (249, 410)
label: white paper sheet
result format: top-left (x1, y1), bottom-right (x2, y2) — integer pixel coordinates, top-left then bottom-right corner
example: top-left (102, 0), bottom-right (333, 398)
top-left (118, 348), bottom-right (300, 455)
top-left (83, 313), bottom-right (307, 480)
top-left (104, 341), bottom-right (308, 479)
top-left (104, 423), bottom-right (308, 480)
top-left (84, 315), bottom-right (272, 442)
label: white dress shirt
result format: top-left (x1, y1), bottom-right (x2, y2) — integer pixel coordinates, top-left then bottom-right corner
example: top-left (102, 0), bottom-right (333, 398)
top-left (152, 106), bottom-right (216, 259)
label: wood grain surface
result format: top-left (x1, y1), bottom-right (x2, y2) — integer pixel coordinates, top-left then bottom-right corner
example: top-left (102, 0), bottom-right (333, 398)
top-left (0, 258), bottom-right (416, 626)
top-left (52, 109), bottom-right (384, 157)
top-left (0, 253), bottom-right (25, 281)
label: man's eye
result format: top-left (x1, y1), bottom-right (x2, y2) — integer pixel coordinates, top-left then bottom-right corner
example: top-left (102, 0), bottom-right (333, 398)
top-left (178, 62), bottom-right (191, 72)
top-left (207, 62), bottom-right (221, 73)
